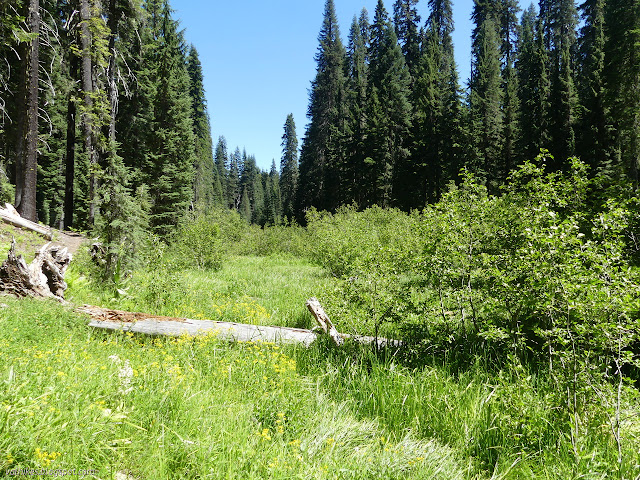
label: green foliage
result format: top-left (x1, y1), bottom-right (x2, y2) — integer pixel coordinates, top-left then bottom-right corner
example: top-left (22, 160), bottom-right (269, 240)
top-left (93, 151), bottom-right (151, 284)
top-left (168, 213), bottom-right (223, 271)
top-left (0, 166), bottom-right (13, 203)
top-left (305, 159), bottom-right (640, 473)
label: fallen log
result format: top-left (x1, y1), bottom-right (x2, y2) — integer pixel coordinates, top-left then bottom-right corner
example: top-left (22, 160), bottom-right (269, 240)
top-left (0, 239), bottom-right (72, 300)
top-left (0, 203), bottom-right (53, 240)
top-left (83, 300), bottom-right (402, 349)
top-left (81, 305), bottom-right (319, 346)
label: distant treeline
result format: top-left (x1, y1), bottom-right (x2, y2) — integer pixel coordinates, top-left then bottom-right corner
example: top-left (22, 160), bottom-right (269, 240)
top-left (294, 0), bottom-right (639, 220)
top-left (0, 0), bottom-right (638, 235)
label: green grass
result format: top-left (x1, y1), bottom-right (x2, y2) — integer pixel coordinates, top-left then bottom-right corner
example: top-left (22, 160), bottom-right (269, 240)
top-left (0, 298), bottom-right (472, 479)
top-left (4, 249), bottom-right (639, 479)
top-left (66, 255), bottom-right (335, 329)
top-left (0, 223), bottom-right (47, 261)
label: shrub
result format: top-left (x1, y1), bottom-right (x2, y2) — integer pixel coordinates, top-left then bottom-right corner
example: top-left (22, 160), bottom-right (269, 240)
top-left (167, 213), bottom-right (225, 271)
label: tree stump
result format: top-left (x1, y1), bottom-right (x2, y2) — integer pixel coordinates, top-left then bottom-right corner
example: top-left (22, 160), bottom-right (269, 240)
top-left (0, 239), bottom-right (72, 300)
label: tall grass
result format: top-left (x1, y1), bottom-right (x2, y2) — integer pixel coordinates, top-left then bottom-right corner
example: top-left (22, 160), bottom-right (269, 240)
top-left (296, 340), bottom-right (640, 479)
top-left (65, 255), bottom-right (334, 329)
top-left (0, 298), bottom-right (471, 479)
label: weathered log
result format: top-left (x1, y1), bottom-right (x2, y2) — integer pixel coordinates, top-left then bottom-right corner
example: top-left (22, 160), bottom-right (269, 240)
top-left (0, 239), bottom-right (72, 300)
top-left (0, 203), bottom-right (53, 239)
top-left (81, 305), bottom-right (319, 346)
top-left (306, 297), bottom-right (344, 346)
top-left (83, 301), bottom-right (401, 349)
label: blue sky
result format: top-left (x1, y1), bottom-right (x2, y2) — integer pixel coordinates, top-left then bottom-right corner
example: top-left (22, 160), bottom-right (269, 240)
top-left (171, 0), bottom-right (530, 172)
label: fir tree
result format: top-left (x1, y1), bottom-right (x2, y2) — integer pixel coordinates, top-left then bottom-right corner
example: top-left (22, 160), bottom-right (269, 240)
top-left (187, 45), bottom-right (215, 210)
top-left (516, 5), bottom-right (551, 160)
top-left (367, 0), bottom-right (412, 207)
top-left (251, 170), bottom-right (266, 225)
top-left (344, 10), bottom-right (370, 206)
top-left (227, 147), bottom-right (241, 209)
top-left (280, 113), bottom-right (298, 220)
top-left (140, 0), bottom-right (195, 237)
top-left (266, 160), bottom-right (282, 225)
top-left (214, 136), bottom-right (229, 184)
top-left (576, 0), bottom-right (611, 174)
top-left (604, 0), bottom-right (640, 185)
top-left (499, 0), bottom-right (521, 176)
top-left (14, 0), bottom-right (40, 221)
top-left (410, 0), bottom-right (462, 207)
top-left (548, 0), bottom-right (579, 168)
top-left (297, 0), bottom-right (346, 218)
top-left (239, 187), bottom-right (251, 223)
top-left (393, 0), bottom-right (421, 76)
top-left (470, 0), bottom-right (503, 187)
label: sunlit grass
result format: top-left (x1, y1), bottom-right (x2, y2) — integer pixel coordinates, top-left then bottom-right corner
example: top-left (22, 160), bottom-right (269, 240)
top-left (66, 255), bottom-right (334, 329)
top-left (0, 298), bottom-right (471, 479)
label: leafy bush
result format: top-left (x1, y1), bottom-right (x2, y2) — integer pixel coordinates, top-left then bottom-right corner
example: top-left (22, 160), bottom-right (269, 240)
top-left (168, 214), bottom-right (224, 271)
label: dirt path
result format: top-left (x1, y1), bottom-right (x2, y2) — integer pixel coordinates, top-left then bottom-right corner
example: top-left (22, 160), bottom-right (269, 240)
top-left (52, 230), bottom-right (87, 255)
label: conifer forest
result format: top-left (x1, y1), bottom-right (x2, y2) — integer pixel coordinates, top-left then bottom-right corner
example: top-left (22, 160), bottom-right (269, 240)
top-left (1, 0), bottom-right (640, 478)
top-left (0, 0), bottom-right (639, 228)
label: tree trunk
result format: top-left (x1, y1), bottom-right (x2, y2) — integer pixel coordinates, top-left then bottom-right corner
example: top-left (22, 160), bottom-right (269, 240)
top-left (80, 0), bottom-right (97, 225)
top-left (64, 54), bottom-right (79, 229)
top-left (105, 0), bottom-right (118, 145)
top-left (15, 0), bottom-right (40, 222)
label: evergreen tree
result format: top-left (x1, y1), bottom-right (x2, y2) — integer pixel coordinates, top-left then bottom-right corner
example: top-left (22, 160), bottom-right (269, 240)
top-left (604, 0), bottom-right (640, 186)
top-left (239, 187), bottom-right (251, 223)
top-left (393, 0), bottom-right (421, 76)
top-left (266, 160), bottom-right (282, 225)
top-left (297, 0), bottom-right (346, 218)
top-left (576, 0), bottom-right (611, 174)
top-left (344, 10), bottom-right (370, 206)
top-left (469, 0), bottom-right (503, 187)
top-left (214, 136), bottom-right (229, 184)
top-left (280, 113), bottom-right (298, 220)
top-left (251, 170), bottom-right (266, 225)
top-left (140, 0), bottom-right (195, 236)
top-left (187, 45), bottom-right (215, 209)
top-left (227, 147), bottom-right (241, 209)
top-left (547, 0), bottom-right (579, 168)
top-left (499, 0), bottom-right (521, 175)
top-left (366, 0), bottom-right (412, 207)
top-left (410, 0), bottom-right (462, 207)
top-left (516, 5), bottom-right (551, 160)
top-left (14, 0), bottom-right (40, 221)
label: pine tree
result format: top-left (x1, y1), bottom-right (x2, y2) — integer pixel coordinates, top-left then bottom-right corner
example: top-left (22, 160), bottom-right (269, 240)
top-left (367, 0), bottom-right (412, 207)
top-left (393, 0), bottom-right (421, 77)
top-left (297, 0), bottom-right (346, 218)
top-left (280, 113), bottom-right (298, 220)
top-left (344, 10), bottom-right (370, 206)
top-left (187, 45), bottom-right (215, 209)
top-left (604, 0), bottom-right (640, 186)
top-left (469, 0), bottom-right (503, 187)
